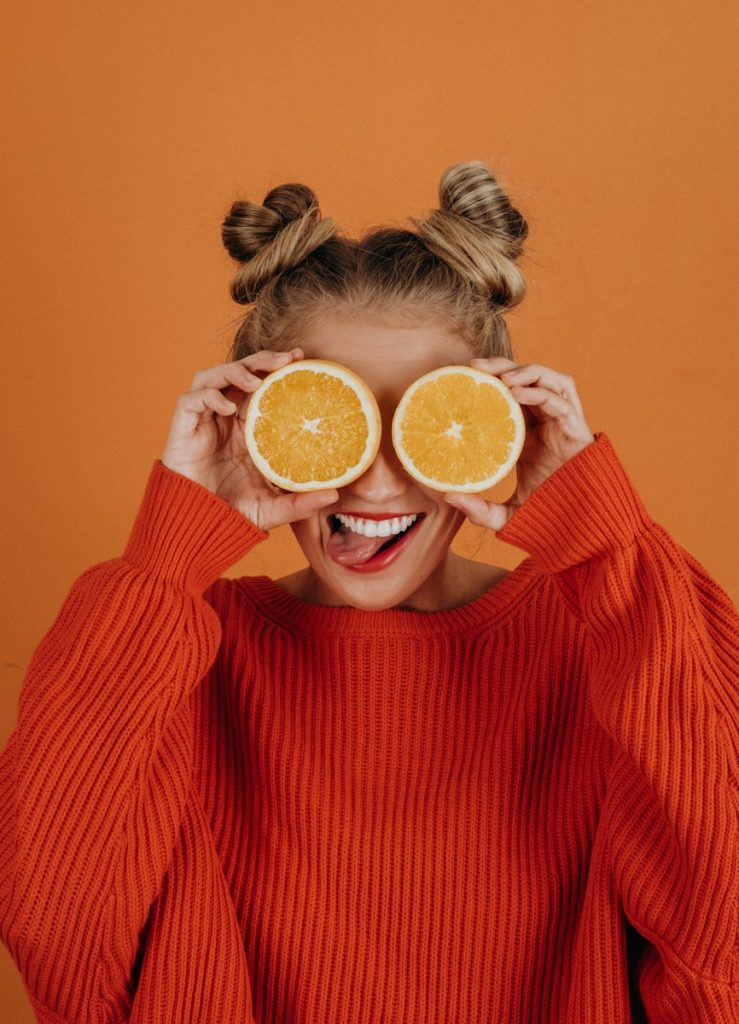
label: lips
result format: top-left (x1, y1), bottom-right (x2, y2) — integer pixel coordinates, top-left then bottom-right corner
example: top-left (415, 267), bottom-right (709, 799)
top-left (325, 512), bottom-right (425, 569)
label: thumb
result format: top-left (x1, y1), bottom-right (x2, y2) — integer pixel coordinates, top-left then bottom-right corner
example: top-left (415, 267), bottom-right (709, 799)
top-left (283, 488), bottom-right (339, 524)
top-left (443, 493), bottom-right (510, 534)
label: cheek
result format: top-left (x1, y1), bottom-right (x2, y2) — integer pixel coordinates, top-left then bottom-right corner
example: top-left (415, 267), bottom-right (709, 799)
top-left (437, 503), bottom-right (466, 535)
top-left (415, 488), bottom-right (460, 528)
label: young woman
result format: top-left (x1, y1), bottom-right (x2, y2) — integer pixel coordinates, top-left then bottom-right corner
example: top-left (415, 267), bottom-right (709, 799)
top-left (1, 162), bottom-right (736, 1024)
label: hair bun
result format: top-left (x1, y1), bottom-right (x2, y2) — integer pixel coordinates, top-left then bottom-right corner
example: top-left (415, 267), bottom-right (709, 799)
top-left (222, 183), bottom-right (336, 304)
top-left (439, 160), bottom-right (528, 259)
top-left (410, 160), bottom-right (528, 310)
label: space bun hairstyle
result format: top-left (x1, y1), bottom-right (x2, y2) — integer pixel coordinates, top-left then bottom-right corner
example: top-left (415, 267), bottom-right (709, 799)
top-left (222, 184), bottom-right (337, 304)
top-left (410, 160), bottom-right (528, 313)
top-left (222, 161), bottom-right (529, 361)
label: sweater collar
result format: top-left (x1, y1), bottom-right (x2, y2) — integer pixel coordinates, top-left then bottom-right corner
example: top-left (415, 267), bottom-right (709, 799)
top-left (238, 559), bottom-right (541, 636)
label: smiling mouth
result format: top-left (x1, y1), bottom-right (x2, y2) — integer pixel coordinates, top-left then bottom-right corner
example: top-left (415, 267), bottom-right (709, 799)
top-left (328, 513), bottom-right (426, 552)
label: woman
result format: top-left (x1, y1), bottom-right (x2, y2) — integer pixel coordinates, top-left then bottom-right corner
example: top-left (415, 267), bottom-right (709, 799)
top-left (1, 162), bottom-right (736, 1023)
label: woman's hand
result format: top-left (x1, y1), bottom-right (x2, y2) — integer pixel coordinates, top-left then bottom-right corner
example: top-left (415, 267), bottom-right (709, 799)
top-left (161, 348), bottom-right (339, 533)
top-left (443, 357), bottom-right (596, 532)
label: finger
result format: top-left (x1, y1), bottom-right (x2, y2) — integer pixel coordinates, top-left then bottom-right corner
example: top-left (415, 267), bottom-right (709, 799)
top-left (190, 348), bottom-right (304, 391)
top-left (240, 348), bottom-right (304, 375)
top-left (220, 383), bottom-right (250, 409)
top-left (470, 358), bottom-right (533, 423)
top-left (469, 356), bottom-right (520, 380)
top-left (471, 358), bottom-right (585, 420)
top-left (174, 388), bottom-right (239, 432)
top-left (191, 357), bottom-right (278, 393)
top-left (198, 368), bottom-right (261, 402)
top-left (509, 384), bottom-right (583, 429)
top-left (443, 492), bottom-right (510, 533)
top-left (498, 364), bottom-right (584, 417)
top-left (269, 488), bottom-right (339, 526)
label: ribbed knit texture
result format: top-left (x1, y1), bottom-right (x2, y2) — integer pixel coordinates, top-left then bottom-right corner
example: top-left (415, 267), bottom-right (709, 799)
top-left (0, 431), bottom-right (737, 1024)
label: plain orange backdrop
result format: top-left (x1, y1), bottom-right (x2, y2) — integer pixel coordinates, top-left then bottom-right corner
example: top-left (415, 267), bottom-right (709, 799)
top-left (1, 0), bottom-right (738, 1017)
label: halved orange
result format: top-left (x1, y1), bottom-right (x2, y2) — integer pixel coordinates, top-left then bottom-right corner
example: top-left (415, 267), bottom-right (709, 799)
top-left (244, 359), bottom-right (382, 491)
top-left (391, 365), bottom-right (526, 492)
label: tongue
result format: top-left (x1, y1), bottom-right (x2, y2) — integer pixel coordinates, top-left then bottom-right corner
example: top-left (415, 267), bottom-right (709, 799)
top-left (326, 525), bottom-right (392, 567)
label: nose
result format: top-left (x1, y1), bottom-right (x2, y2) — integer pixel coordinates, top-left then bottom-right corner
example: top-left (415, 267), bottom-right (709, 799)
top-left (343, 426), bottom-right (411, 506)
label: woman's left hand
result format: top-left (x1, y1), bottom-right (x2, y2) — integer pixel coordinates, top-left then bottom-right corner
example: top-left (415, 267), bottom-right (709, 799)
top-left (443, 357), bottom-right (597, 532)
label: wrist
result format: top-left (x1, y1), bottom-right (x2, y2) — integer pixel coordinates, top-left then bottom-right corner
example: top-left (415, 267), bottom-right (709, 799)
top-left (123, 460), bottom-right (268, 595)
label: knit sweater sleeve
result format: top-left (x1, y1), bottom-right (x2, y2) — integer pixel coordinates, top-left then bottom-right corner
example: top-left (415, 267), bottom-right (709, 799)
top-left (0, 460), bottom-right (268, 1024)
top-left (496, 431), bottom-right (739, 1020)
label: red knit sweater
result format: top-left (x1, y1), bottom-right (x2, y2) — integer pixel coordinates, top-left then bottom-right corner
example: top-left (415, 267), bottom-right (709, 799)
top-left (0, 432), bottom-right (737, 1023)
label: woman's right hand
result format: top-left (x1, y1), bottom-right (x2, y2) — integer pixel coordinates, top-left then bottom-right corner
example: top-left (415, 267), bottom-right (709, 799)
top-left (161, 348), bottom-right (339, 532)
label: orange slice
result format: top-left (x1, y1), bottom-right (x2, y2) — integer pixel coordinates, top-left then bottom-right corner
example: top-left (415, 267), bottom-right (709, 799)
top-left (244, 359), bottom-right (382, 491)
top-left (391, 365), bottom-right (526, 492)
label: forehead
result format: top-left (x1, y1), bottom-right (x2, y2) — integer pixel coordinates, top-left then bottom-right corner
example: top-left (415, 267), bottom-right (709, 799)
top-left (293, 314), bottom-right (474, 398)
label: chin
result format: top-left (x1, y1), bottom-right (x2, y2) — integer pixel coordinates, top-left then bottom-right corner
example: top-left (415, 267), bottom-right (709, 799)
top-left (324, 568), bottom-right (428, 611)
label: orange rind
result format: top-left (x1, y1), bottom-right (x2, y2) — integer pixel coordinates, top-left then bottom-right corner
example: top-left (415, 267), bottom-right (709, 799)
top-left (244, 359), bottom-right (382, 491)
top-left (391, 365), bottom-right (526, 492)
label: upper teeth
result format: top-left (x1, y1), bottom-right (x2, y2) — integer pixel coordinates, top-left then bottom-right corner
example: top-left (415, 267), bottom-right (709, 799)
top-left (334, 513), bottom-right (418, 538)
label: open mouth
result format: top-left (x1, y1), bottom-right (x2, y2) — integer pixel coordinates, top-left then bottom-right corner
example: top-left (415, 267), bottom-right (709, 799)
top-left (325, 512), bottom-right (428, 571)
top-left (328, 513), bottom-right (426, 552)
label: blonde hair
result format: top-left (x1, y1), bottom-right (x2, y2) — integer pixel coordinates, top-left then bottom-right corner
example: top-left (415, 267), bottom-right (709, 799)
top-left (221, 161), bottom-right (529, 361)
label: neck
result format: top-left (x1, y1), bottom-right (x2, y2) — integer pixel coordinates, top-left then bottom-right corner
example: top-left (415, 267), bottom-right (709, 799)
top-left (276, 553), bottom-right (508, 613)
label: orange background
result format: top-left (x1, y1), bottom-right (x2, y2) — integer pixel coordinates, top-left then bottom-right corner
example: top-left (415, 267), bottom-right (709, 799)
top-left (2, 0), bottom-right (738, 1016)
